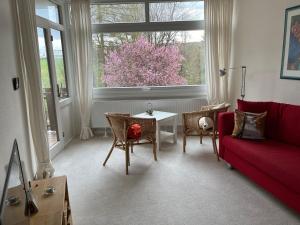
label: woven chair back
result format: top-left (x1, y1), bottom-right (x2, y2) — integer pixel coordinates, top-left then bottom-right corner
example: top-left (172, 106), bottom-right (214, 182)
top-left (105, 113), bottom-right (130, 141)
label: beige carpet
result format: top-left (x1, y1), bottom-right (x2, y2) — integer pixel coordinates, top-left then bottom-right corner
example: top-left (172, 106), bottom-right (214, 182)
top-left (53, 136), bottom-right (300, 225)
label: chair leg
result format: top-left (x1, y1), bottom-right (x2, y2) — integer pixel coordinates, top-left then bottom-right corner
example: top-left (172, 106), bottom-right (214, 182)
top-left (200, 134), bottom-right (203, 144)
top-left (183, 135), bottom-right (186, 153)
top-left (103, 139), bottom-right (116, 166)
top-left (125, 144), bottom-right (129, 175)
top-left (211, 136), bottom-right (220, 161)
top-left (153, 142), bottom-right (157, 161)
top-left (128, 143), bottom-right (131, 166)
top-left (130, 142), bottom-right (133, 153)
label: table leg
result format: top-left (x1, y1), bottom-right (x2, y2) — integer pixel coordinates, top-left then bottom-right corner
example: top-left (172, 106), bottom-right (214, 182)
top-left (173, 116), bottom-right (177, 144)
top-left (156, 121), bottom-right (160, 151)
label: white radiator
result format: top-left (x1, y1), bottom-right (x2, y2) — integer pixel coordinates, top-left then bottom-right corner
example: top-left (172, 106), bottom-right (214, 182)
top-left (91, 98), bottom-right (207, 128)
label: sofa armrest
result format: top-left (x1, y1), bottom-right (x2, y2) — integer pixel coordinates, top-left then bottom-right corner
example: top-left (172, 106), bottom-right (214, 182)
top-left (218, 112), bottom-right (234, 158)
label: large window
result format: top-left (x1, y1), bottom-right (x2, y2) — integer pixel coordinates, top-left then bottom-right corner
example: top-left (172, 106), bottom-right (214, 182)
top-left (91, 0), bottom-right (205, 89)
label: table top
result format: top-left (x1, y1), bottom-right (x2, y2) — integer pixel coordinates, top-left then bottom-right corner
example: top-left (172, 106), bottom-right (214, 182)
top-left (133, 111), bottom-right (177, 121)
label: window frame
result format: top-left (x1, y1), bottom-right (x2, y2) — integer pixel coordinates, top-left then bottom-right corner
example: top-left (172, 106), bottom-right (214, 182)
top-left (36, 0), bottom-right (71, 100)
top-left (91, 0), bottom-right (206, 100)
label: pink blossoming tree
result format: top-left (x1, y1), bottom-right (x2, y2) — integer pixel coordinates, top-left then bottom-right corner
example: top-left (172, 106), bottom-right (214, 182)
top-left (103, 37), bottom-right (187, 87)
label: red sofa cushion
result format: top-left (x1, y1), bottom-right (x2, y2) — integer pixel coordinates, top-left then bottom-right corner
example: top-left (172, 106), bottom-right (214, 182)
top-left (223, 136), bottom-right (300, 194)
top-left (127, 123), bottom-right (142, 140)
top-left (277, 103), bottom-right (300, 147)
top-left (237, 99), bottom-right (300, 147)
top-left (237, 99), bottom-right (272, 113)
top-left (237, 100), bottom-right (276, 139)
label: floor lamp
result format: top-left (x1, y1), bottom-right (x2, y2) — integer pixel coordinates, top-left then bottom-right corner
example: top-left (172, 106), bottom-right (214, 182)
top-left (219, 66), bottom-right (247, 100)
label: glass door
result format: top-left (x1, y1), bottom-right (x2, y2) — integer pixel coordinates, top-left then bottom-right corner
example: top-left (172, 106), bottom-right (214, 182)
top-left (37, 27), bottom-right (59, 148)
top-left (35, 0), bottom-right (70, 157)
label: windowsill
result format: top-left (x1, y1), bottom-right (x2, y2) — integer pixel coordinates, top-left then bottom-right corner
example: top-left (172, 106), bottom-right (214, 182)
top-left (93, 85), bottom-right (207, 101)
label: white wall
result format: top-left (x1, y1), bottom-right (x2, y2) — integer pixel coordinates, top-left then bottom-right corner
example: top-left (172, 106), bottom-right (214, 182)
top-left (230, 0), bottom-right (300, 107)
top-left (0, 0), bottom-right (33, 187)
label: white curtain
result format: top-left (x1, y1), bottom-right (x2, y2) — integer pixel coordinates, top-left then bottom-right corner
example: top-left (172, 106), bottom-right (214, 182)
top-left (205, 0), bottom-right (234, 104)
top-left (14, 0), bottom-right (54, 178)
top-left (70, 0), bottom-right (94, 140)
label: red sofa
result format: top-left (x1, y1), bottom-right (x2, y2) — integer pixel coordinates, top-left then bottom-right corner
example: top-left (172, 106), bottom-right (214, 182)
top-left (218, 100), bottom-right (300, 214)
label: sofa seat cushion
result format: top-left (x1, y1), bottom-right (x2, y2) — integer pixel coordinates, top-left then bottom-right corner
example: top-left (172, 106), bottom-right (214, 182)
top-left (223, 136), bottom-right (300, 194)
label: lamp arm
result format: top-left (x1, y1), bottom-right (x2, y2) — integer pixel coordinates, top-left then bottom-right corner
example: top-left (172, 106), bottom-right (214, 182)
top-left (219, 65), bottom-right (247, 100)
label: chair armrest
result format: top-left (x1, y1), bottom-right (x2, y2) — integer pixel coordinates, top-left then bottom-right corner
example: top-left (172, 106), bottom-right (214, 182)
top-left (218, 112), bottom-right (234, 158)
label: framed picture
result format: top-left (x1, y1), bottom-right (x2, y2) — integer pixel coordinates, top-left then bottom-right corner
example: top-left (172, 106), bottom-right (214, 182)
top-left (281, 5), bottom-right (300, 80)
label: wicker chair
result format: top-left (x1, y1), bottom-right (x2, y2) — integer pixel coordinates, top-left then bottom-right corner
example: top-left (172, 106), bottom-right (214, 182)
top-left (182, 104), bottom-right (230, 160)
top-left (103, 113), bottom-right (157, 175)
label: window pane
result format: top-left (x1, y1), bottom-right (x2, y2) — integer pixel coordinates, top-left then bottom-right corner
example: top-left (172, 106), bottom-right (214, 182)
top-left (36, 0), bottom-right (60, 23)
top-left (37, 28), bottom-right (51, 90)
top-left (51, 29), bottom-right (68, 98)
top-left (91, 4), bottom-right (145, 24)
top-left (92, 31), bottom-right (205, 88)
top-left (150, 1), bottom-right (204, 22)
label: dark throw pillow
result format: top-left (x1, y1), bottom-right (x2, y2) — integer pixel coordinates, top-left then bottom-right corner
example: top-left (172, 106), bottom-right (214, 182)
top-left (232, 110), bottom-right (267, 140)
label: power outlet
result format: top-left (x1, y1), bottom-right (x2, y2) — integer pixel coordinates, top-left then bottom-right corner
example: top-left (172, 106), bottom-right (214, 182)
top-left (12, 77), bottom-right (19, 90)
